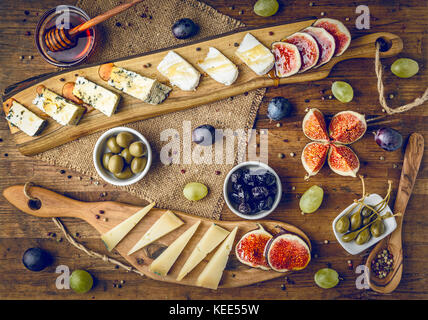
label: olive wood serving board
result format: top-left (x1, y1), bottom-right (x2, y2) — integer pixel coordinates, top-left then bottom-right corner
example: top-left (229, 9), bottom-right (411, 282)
top-left (1, 18), bottom-right (403, 156)
top-left (3, 184), bottom-right (311, 289)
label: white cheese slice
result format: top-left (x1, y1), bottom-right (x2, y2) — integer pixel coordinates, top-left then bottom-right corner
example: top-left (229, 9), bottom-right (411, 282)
top-left (5, 100), bottom-right (46, 136)
top-left (101, 202), bottom-right (155, 251)
top-left (73, 76), bottom-right (120, 117)
top-left (157, 51), bottom-right (201, 91)
top-left (32, 87), bottom-right (85, 126)
top-left (176, 223), bottom-right (229, 281)
top-left (235, 33), bottom-right (275, 76)
top-left (198, 47), bottom-right (238, 86)
top-left (128, 210), bottom-right (184, 255)
top-left (196, 226), bottom-right (238, 290)
top-left (107, 66), bottom-right (171, 105)
top-left (149, 220), bottom-right (201, 276)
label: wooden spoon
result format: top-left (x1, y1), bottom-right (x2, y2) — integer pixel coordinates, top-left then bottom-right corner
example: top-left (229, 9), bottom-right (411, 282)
top-left (365, 133), bottom-right (424, 293)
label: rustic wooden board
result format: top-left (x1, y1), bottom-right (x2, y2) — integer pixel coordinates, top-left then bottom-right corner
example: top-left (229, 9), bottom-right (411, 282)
top-left (1, 18), bottom-right (402, 156)
top-left (2, 184), bottom-right (311, 289)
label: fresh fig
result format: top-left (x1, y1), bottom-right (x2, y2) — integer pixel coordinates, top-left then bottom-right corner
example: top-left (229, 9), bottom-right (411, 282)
top-left (271, 41), bottom-right (301, 77)
top-left (303, 26), bottom-right (336, 68)
top-left (264, 232), bottom-right (311, 272)
top-left (283, 32), bottom-right (320, 72)
top-left (313, 18), bottom-right (351, 56)
top-left (329, 111), bottom-right (367, 144)
top-left (301, 142), bottom-right (329, 178)
top-left (328, 144), bottom-right (360, 177)
top-left (235, 224), bottom-right (272, 270)
top-left (302, 108), bottom-right (329, 142)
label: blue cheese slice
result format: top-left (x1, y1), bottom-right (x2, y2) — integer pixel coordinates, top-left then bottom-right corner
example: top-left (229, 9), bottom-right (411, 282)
top-left (32, 87), bottom-right (85, 126)
top-left (107, 66), bottom-right (171, 104)
top-left (73, 76), bottom-right (120, 117)
top-left (5, 100), bottom-right (46, 136)
top-left (198, 47), bottom-right (239, 86)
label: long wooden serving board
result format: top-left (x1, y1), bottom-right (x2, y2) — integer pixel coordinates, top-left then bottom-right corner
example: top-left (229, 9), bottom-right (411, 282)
top-left (2, 18), bottom-right (403, 156)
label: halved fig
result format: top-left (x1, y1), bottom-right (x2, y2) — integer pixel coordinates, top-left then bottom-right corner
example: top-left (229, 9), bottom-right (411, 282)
top-left (271, 42), bottom-right (301, 78)
top-left (328, 144), bottom-right (360, 177)
top-left (235, 224), bottom-right (272, 270)
top-left (301, 142), bottom-right (329, 178)
top-left (302, 108), bottom-right (329, 142)
top-left (329, 111), bottom-right (367, 144)
top-left (303, 26), bottom-right (336, 68)
top-left (265, 233), bottom-right (311, 272)
top-left (283, 32), bottom-right (320, 72)
top-left (313, 18), bottom-right (351, 56)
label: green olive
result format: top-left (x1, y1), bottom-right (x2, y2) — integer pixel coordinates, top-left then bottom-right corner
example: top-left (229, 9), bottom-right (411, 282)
top-left (120, 148), bottom-right (133, 165)
top-left (114, 167), bottom-right (133, 179)
top-left (129, 141), bottom-right (147, 157)
top-left (335, 215), bottom-right (350, 234)
top-left (370, 219), bottom-right (385, 237)
top-left (116, 132), bottom-right (135, 148)
top-left (106, 136), bottom-right (122, 153)
top-left (102, 152), bottom-right (113, 169)
top-left (130, 157), bottom-right (147, 174)
top-left (350, 211), bottom-right (362, 231)
top-left (107, 155), bottom-right (124, 174)
top-left (361, 206), bottom-right (373, 218)
top-left (355, 228), bottom-right (371, 245)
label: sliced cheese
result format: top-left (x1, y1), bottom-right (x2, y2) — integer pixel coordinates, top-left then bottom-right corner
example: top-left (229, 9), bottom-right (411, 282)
top-left (128, 210), bottom-right (184, 255)
top-left (176, 223), bottom-right (229, 281)
top-left (198, 47), bottom-right (238, 86)
top-left (107, 66), bottom-right (171, 104)
top-left (157, 51), bottom-right (201, 91)
top-left (101, 202), bottom-right (155, 251)
top-left (5, 100), bottom-right (46, 136)
top-left (196, 226), bottom-right (238, 290)
top-left (149, 220), bottom-right (201, 276)
top-left (235, 33), bottom-right (275, 76)
top-left (32, 87), bottom-right (86, 126)
top-left (73, 76), bottom-right (120, 117)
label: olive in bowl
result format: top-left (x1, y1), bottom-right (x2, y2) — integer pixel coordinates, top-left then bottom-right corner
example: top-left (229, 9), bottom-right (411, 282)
top-left (93, 127), bottom-right (152, 186)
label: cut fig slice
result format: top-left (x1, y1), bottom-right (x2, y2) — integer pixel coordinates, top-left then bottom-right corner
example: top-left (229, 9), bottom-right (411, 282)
top-left (313, 18), bottom-right (351, 56)
top-left (235, 224), bottom-right (272, 270)
top-left (302, 142), bottom-right (329, 178)
top-left (271, 42), bottom-right (301, 78)
top-left (302, 108), bottom-right (329, 142)
top-left (303, 26), bottom-right (336, 68)
top-left (328, 144), bottom-right (360, 177)
top-left (329, 111), bottom-right (367, 144)
top-left (283, 32), bottom-right (320, 72)
top-left (265, 232), bottom-right (311, 272)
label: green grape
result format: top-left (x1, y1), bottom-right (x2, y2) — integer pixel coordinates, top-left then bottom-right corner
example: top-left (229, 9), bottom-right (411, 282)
top-left (331, 81), bottom-right (354, 103)
top-left (391, 58), bottom-right (419, 78)
top-left (254, 0), bottom-right (279, 17)
top-left (70, 269), bottom-right (93, 293)
top-left (299, 185), bottom-right (324, 214)
top-left (183, 182), bottom-right (208, 201)
top-left (314, 268), bottom-right (339, 289)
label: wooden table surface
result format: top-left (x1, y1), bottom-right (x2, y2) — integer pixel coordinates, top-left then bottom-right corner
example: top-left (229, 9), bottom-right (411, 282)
top-left (0, 0), bottom-right (427, 300)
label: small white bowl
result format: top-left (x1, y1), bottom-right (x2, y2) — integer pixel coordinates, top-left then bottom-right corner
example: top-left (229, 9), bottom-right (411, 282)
top-left (93, 127), bottom-right (152, 186)
top-left (223, 161), bottom-right (282, 220)
top-left (332, 193), bottom-right (397, 255)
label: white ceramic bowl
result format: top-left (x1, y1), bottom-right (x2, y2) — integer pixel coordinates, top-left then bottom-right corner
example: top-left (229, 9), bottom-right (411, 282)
top-left (332, 193), bottom-right (397, 255)
top-left (93, 127), bottom-right (152, 186)
top-left (223, 161), bottom-right (282, 220)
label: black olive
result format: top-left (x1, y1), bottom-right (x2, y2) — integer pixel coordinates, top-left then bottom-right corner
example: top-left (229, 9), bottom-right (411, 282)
top-left (251, 186), bottom-right (269, 200)
top-left (238, 202), bottom-right (252, 215)
top-left (229, 192), bottom-right (242, 204)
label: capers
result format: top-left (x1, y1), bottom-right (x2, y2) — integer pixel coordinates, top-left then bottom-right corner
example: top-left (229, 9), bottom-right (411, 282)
top-left (106, 136), bottom-right (122, 153)
top-left (350, 211), bottom-right (362, 231)
top-left (114, 167), bottom-right (133, 179)
top-left (335, 215), bottom-right (350, 234)
top-left (131, 157), bottom-right (147, 174)
top-left (120, 148), bottom-right (133, 165)
top-left (116, 132), bottom-right (134, 148)
top-left (355, 228), bottom-right (371, 245)
top-left (370, 219), bottom-right (385, 237)
top-left (129, 141), bottom-right (146, 157)
top-left (361, 206), bottom-right (373, 217)
top-left (108, 155), bottom-right (124, 174)
top-left (342, 232), bottom-right (358, 243)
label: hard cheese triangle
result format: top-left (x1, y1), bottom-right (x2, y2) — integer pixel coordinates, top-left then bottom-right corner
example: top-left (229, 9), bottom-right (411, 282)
top-left (149, 220), bottom-right (201, 276)
top-left (101, 202), bottom-right (155, 251)
top-left (128, 210), bottom-right (184, 255)
top-left (196, 226), bottom-right (238, 290)
top-left (176, 223), bottom-right (230, 281)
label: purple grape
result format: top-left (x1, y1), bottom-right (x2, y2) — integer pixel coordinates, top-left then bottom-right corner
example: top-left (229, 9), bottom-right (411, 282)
top-left (22, 248), bottom-right (52, 272)
top-left (267, 97), bottom-right (293, 121)
top-left (192, 124), bottom-right (216, 146)
top-left (374, 127), bottom-right (403, 151)
top-left (172, 18), bottom-right (198, 39)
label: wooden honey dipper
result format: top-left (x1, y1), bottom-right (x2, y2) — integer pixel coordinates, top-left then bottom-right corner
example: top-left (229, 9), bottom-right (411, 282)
top-left (44, 0), bottom-right (143, 52)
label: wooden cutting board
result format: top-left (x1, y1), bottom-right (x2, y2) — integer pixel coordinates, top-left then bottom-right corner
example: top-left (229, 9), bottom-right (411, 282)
top-left (1, 18), bottom-right (403, 156)
top-left (3, 184), bottom-right (311, 289)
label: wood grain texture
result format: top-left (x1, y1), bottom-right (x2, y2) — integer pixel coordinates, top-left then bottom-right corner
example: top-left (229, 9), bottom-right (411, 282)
top-left (0, 0), bottom-right (428, 300)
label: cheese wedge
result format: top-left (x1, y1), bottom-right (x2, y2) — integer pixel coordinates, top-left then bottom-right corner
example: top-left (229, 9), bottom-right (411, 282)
top-left (196, 226), bottom-right (238, 290)
top-left (5, 100), bottom-right (46, 136)
top-left (73, 76), bottom-right (120, 117)
top-left (128, 210), bottom-right (184, 255)
top-left (157, 51), bottom-right (201, 91)
top-left (101, 202), bottom-right (155, 251)
top-left (198, 47), bottom-right (238, 86)
top-left (149, 220), bottom-right (201, 276)
top-left (176, 223), bottom-right (229, 281)
top-left (107, 66), bottom-right (171, 104)
top-left (32, 87), bottom-right (85, 126)
top-left (235, 33), bottom-right (275, 76)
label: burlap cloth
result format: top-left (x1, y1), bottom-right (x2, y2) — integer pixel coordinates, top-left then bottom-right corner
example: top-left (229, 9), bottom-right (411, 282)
top-left (34, 0), bottom-right (265, 219)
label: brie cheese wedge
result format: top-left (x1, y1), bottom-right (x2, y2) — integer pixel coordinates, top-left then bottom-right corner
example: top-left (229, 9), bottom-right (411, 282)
top-left (157, 51), bottom-right (201, 91)
top-left (235, 33), bottom-right (275, 76)
top-left (5, 100), bottom-right (46, 136)
top-left (198, 47), bottom-right (238, 85)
